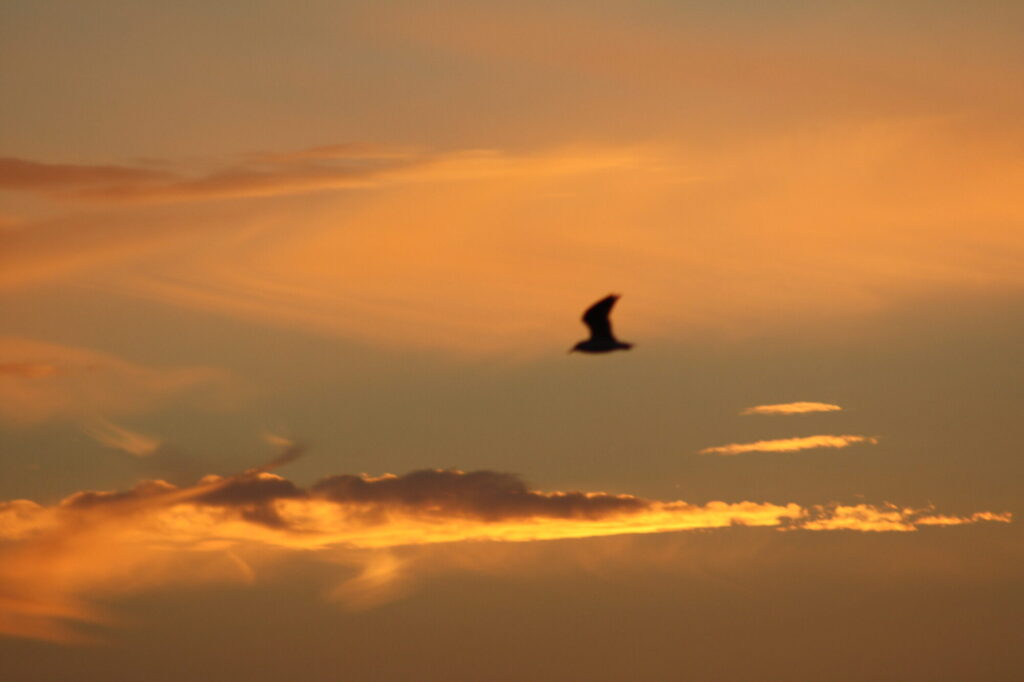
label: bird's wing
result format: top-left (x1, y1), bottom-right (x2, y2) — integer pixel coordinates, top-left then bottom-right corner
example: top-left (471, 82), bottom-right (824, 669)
top-left (582, 294), bottom-right (619, 340)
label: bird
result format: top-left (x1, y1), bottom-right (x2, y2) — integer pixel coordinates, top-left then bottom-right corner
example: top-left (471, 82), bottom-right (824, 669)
top-left (570, 294), bottom-right (633, 353)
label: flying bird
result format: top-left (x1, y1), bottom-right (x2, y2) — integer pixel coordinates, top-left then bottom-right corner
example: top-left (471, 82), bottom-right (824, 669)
top-left (570, 294), bottom-right (633, 353)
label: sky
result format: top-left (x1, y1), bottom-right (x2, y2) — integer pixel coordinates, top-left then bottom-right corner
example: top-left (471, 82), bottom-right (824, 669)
top-left (1, 1), bottom-right (1023, 679)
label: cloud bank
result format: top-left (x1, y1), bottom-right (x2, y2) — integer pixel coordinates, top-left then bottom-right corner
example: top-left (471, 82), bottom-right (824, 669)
top-left (0, 466), bottom-right (1007, 643)
top-left (699, 434), bottom-right (878, 456)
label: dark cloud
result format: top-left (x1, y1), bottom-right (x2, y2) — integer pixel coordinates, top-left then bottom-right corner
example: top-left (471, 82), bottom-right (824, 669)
top-left (58, 441), bottom-right (309, 525)
top-left (311, 469), bottom-right (647, 521)
top-left (196, 475), bottom-right (305, 507)
top-left (35, 467), bottom-right (1012, 536)
top-left (60, 479), bottom-right (178, 509)
top-left (132, 444), bottom-right (207, 487)
top-left (254, 440), bottom-right (308, 473)
top-left (51, 468), bottom-right (646, 524)
top-left (196, 473), bottom-right (307, 529)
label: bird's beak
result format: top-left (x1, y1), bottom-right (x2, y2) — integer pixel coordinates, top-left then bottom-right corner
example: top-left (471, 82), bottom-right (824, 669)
top-left (567, 348), bottom-right (575, 354)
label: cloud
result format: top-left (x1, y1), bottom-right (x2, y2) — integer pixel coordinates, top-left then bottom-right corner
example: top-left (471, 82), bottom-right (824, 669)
top-left (798, 505), bottom-right (1013, 532)
top-left (256, 433), bottom-right (308, 471)
top-left (111, 122), bottom-right (1024, 353)
top-left (311, 469), bottom-right (648, 521)
top-left (699, 434), bottom-right (878, 456)
top-left (913, 511), bottom-right (1014, 526)
top-left (0, 151), bottom-right (398, 203)
top-left (0, 157), bottom-right (173, 191)
top-left (5, 120), bottom-right (1024, 354)
top-left (0, 363), bottom-right (61, 379)
top-left (0, 146), bottom-right (640, 205)
top-left (81, 418), bottom-right (161, 457)
top-left (0, 467), bottom-right (1007, 643)
top-left (247, 143), bottom-right (417, 164)
top-left (0, 337), bottom-right (232, 424)
top-left (741, 402), bottom-right (843, 416)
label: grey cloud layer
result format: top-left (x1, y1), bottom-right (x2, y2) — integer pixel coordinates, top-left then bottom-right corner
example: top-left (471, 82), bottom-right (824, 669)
top-left (54, 468), bottom-right (646, 525)
top-left (311, 469), bottom-right (647, 521)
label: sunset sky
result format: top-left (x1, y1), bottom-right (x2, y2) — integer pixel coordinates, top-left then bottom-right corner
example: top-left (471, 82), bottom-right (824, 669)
top-left (2, 2), bottom-right (1023, 680)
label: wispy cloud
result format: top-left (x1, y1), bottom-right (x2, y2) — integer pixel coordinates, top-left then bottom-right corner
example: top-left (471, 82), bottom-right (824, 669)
top-left (799, 505), bottom-right (1012, 532)
top-left (0, 363), bottom-right (61, 379)
top-left (0, 146), bottom-right (641, 205)
top-left (0, 337), bottom-right (232, 424)
top-left (699, 434), bottom-right (878, 456)
top-left (0, 150), bottom-right (396, 202)
top-left (913, 511), bottom-right (1014, 526)
top-left (81, 418), bottom-right (161, 457)
top-left (0, 157), bottom-right (173, 192)
top-left (0, 466), bottom-right (1006, 643)
top-left (6, 121), bottom-right (1024, 354)
top-left (741, 402), bottom-right (843, 415)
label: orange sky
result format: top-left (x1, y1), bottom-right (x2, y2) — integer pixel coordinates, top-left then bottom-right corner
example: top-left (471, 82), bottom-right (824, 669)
top-left (2, 2), bottom-right (1023, 680)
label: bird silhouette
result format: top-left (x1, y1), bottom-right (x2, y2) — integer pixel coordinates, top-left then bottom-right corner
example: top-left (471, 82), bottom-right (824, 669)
top-left (570, 294), bottom-right (633, 353)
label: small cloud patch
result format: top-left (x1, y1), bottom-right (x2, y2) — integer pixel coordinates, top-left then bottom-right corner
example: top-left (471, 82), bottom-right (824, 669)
top-left (741, 402), bottom-right (842, 415)
top-left (699, 434), bottom-right (877, 456)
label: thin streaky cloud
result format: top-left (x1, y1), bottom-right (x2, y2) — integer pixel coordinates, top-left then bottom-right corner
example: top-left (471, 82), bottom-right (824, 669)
top-left (0, 467), bottom-right (1007, 643)
top-left (699, 434), bottom-right (878, 456)
top-left (741, 402), bottom-right (843, 415)
top-left (0, 337), bottom-right (232, 423)
top-left (913, 511), bottom-right (1014, 526)
top-left (0, 146), bottom-right (643, 204)
top-left (248, 143), bottom-right (418, 163)
top-left (6, 127), bottom-right (1024, 356)
top-left (81, 418), bottom-right (161, 457)
top-left (260, 431), bottom-right (296, 449)
top-left (0, 362), bottom-right (61, 379)
top-left (0, 157), bottom-right (173, 190)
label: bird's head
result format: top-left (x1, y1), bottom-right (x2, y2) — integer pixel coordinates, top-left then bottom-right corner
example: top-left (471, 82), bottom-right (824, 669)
top-left (568, 341), bottom-right (585, 353)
